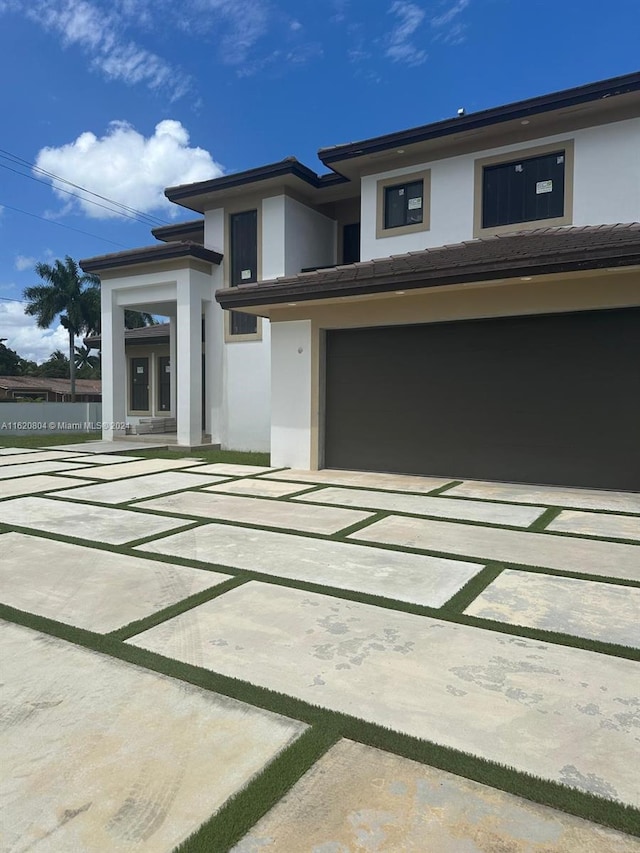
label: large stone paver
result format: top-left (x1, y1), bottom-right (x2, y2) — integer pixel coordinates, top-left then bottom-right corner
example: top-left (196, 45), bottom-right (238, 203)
top-left (129, 582), bottom-right (640, 807)
top-left (187, 463), bottom-right (276, 476)
top-left (206, 478), bottom-right (312, 498)
top-left (233, 739), bottom-right (639, 853)
top-left (76, 457), bottom-right (204, 480)
top-left (0, 447), bottom-right (42, 454)
top-left (0, 460), bottom-right (92, 480)
top-left (135, 523), bottom-right (482, 607)
top-left (465, 570), bottom-right (640, 648)
top-left (295, 486), bottom-right (545, 527)
top-left (0, 532), bottom-right (231, 632)
top-left (45, 440), bottom-right (171, 452)
top-left (136, 492), bottom-right (373, 535)
top-left (0, 474), bottom-right (95, 500)
top-left (350, 516), bottom-right (640, 582)
top-left (0, 450), bottom-right (85, 466)
top-left (50, 471), bottom-right (229, 505)
top-left (65, 453), bottom-right (144, 465)
top-left (0, 496), bottom-right (191, 544)
top-left (1, 621), bottom-right (305, 853)
top-left (261, 468), bottom-right (454, 493)
top-left (447, 480), bottom-right (640, 514)
top-left (548, 510), bottom-right (640, 542)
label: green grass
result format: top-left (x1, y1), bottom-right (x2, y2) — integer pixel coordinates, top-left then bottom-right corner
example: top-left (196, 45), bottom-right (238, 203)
top-left (0, 432), bottom-right (97, 448)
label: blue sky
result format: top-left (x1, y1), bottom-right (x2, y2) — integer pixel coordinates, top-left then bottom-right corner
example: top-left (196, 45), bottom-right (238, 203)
top-left (0, 0), bottom-right (638, 361)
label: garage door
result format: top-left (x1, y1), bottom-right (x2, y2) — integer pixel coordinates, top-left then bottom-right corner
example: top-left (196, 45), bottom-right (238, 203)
top-left (324, 307), bottom-right (640, 491)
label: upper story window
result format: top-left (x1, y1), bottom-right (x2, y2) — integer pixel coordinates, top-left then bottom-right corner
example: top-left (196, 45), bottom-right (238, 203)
top-left (474, 140), bottom-right (574, 237)
top-left (228, 209), bottom-right (259, 339)
top-left (376, 169), bottom-right (431, 239)
top-left (384, 180), bottom-right (424, 229)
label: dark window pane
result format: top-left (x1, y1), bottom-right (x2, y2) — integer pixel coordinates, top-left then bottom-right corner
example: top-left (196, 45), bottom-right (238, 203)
top-left (384, 180), bottom-right (423, 229)
top-left (483, 151), bottom-right (565, 228)
top-left (230, 310), bottom-right (258, 335)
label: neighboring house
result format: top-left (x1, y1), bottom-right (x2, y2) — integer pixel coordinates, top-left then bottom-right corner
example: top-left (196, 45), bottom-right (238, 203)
top-left (81, 71), bottom-right (640, 490)
top-left (0, 376), bottom-right (101, 402)
top-left (84, 324), bottom-right (177, 425)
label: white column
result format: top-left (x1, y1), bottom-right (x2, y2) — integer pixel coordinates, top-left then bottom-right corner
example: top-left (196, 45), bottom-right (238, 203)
top-left (101, 288), bottom-right (126, 440)
top-left (169, 316), bottom-right (177, 417)
top-left (271, 320), bottom-right (312, 468)
top-left (176, 277), bottom-right (202, 446)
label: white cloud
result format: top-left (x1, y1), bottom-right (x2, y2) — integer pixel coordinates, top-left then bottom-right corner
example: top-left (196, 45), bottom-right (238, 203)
top-left (14, 256), bottom-right (36, 272)
top-left (431, 0), bottom-right (470, 44)
top-left (35, 120), bottom-right (223, 220)
top-left (0, 302), bottom-right (70, 364)
top-left (25, 0), bottom-right (191, 101)
top-left (386, 1), bottom-right (427, 66)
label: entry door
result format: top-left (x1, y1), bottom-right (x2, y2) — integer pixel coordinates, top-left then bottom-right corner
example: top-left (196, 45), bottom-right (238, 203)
top-left (130, 357), bottom-right (149, 411)
top-left (158, 356), bottom-right (171, 412)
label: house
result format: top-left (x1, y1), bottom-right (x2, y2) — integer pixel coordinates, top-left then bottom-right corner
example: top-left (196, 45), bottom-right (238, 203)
top-left (81, 71), bottom-right (640, 490)
top-left (0, 376), bottom-right (101, 402)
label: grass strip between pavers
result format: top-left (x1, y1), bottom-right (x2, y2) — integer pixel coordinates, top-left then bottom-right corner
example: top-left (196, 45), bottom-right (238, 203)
top-left (1, 601), bottom-right (639, 842)
top-left (174, 725), bottom-right (342, 853)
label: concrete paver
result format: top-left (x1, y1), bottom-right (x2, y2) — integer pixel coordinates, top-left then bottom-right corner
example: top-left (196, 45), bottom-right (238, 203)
top-left (50, 471), bottom-right (230, 505)
top-left (129, 582), bottom-right (640, 807)
top-left (0, 447), bottom-right (43, 454)
top-left (447, 480), bottom-right (640, 514)
top-left (0, 474), bottom-right (95, 499)
top-left (0, 495), bottom-right (192, 544)
top-left (1, 621), bottom-right (305, 853)
top-left (136, 491), bottom-right (373, 535)
top-left (64, 453), bottom-right (145, 465)
top-left (0, 450), bottom-right (86, 466)
top-left (77, 457), bottom-right (205, 480)
top-left (465, 569), bottom-right (640, 648)
top-left (233, 739), bottom-right (640, 853)
top-left (135, 523), bottom-right (482, 607)
top-left (548, 510), bottom-right (640, 542)
top-left (295, 486), bottom-right (546, 526)
top-left (261, 468), bottom-right (454, 493)
top-left (206, 478), bottom-right (313, 498)
top-left (187, 463), bottom-right (276, 476)
top-left (350, 515), bottom-right (640, 582)
top-left (45, 440), bottom-right (171, 452)
top-left (0, 531), bottom-right (231, 632)
top-left (0, 460), bottom-right (92, 480)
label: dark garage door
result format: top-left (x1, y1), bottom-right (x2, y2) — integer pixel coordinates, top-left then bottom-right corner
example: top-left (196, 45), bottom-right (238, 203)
top-left (324, 308), bottom-right (640, 490)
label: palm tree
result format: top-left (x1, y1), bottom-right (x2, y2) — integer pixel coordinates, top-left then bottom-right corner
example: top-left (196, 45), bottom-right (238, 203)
top-left (24, 256), bottom-right (100, 401)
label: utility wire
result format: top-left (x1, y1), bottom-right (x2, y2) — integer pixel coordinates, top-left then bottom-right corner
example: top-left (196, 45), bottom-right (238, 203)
top-left (0, 148), bottom-right (170, 226)
top-left (0, 161), bottom-right (165, 226)
top-left (0, 201), bottom-right (129, 248)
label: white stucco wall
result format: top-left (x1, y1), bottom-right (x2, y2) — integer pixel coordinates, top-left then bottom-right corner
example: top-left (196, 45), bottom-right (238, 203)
top-left (270, 320), bottom-right (313, 469)
top-left (360, 117), bottom-right (640, 261)
top-left (284, 196), bottom-right (336, 276)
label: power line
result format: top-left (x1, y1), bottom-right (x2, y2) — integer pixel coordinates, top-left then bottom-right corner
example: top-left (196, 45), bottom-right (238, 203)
top-left (0, 161), bottom-right (166, 226)
top-left (0, 147), bottom-right (170, 226)
top-left (0, 201), bottom-right (129, 248)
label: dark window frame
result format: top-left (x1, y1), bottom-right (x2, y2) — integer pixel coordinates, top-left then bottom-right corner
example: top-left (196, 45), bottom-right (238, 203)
top-left (384, 180), bottom-right (424, 230)
top-left (228, 208), bottom-right (259, 338)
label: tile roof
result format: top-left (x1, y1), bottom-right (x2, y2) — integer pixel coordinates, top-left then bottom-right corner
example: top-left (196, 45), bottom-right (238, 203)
top-left (0, 377), bottom-right (102, 394)
top-left (216, 223), bottom-right (640, 309)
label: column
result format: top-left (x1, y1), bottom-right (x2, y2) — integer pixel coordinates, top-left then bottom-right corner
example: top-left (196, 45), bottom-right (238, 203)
top-left (100, 288), bottom-right (126, 440)
top-left (176, 277), bottom-right (202, 446)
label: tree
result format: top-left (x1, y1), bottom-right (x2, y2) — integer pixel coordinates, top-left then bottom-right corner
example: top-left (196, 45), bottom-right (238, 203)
top-left (0, 339), bottom-right (24, 375)
top-left (38, 350), bottom-right (70, 378)
top-left (23, 256), bottom-right (100, 401)
top-left (75, 344), bottom-right (100, 378)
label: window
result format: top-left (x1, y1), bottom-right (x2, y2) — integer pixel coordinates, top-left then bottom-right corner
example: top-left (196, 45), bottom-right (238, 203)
top-left (474, 140), bottom-right (574, 237)
top-left (228, 209), bottom-right (259, 338)
top-left (376, 169), bottom-right (431, 238)
top-left (384, 180), bottom-right (424, 229)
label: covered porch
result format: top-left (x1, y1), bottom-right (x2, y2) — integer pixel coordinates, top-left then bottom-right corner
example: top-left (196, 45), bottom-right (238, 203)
top-left (80, 242), bottom-right (223, 448)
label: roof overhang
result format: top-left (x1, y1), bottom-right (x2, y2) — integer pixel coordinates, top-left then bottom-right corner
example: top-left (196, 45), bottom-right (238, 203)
top-left (215, 225), bottom-right (640, 313)
top-left (151, 220), bottom-right (204, 244)
top-left (319, 71), bottom-right (640, 179)
top-left (80, 241), bottom-right (222, 274)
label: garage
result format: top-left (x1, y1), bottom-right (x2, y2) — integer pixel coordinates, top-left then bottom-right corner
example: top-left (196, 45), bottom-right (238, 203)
top-left (324, 307), bottom-right (640, 491)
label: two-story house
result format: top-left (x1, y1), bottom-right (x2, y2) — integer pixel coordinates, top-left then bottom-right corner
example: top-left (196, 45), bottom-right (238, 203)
top-left (81, 70), bottom-right (640, 491)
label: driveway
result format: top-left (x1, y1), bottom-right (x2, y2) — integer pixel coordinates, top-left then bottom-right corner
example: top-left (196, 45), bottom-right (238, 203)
top-left (1, 447), bottom-right (638, 852)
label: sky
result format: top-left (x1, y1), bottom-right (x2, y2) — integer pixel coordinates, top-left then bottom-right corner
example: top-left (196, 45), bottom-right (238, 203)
top-left (0, 0), bottom-right (638, 362)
